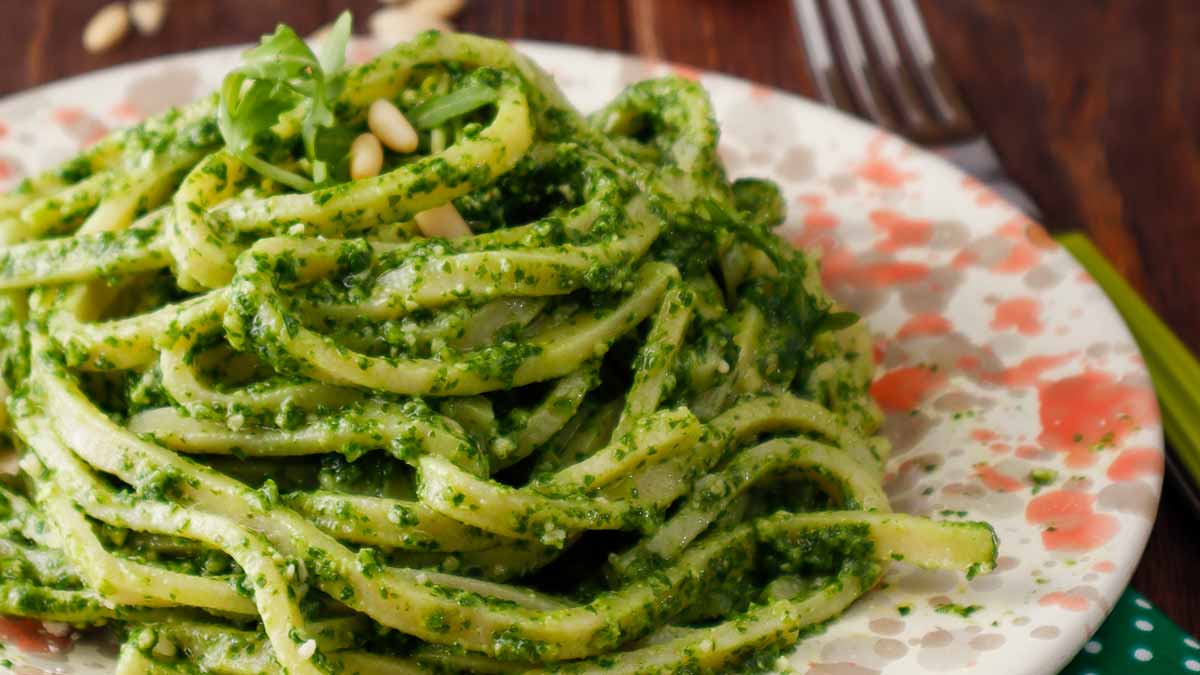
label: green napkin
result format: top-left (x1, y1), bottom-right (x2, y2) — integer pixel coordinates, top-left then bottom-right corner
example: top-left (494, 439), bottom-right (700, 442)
top-left (1061, 589), bottom-right (1200, 673)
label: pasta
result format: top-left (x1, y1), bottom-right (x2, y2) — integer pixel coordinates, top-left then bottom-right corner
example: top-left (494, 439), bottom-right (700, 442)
top-left (0, 20), bottom-right (997, 675)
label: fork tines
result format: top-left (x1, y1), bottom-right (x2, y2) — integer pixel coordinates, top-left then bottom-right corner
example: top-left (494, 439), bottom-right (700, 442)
top-left (795, 0), bottom-right (976, 144)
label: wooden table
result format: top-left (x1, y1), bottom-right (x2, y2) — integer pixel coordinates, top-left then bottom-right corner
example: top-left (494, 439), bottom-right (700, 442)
top-left (1, 0), bottom-right (1197, 636)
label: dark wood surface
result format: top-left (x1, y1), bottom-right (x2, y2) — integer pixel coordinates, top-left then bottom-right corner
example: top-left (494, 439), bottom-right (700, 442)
top-left (0, 0), bottom-right (1196, 636)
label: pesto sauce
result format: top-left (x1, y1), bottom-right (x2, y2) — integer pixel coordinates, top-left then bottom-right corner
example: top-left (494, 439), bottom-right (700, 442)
top-left (0, 29), bottom-right (998, 675)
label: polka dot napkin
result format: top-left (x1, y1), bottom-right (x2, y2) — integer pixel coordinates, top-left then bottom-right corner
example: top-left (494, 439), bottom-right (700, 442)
top-left (1062, 589), bottom-right (1200, 673)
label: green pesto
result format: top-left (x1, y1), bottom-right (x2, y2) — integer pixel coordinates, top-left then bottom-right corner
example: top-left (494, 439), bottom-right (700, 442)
top-left (0, 22), bottom-right (998, 675)
top-left (935, 603), bottom-right (983, 619)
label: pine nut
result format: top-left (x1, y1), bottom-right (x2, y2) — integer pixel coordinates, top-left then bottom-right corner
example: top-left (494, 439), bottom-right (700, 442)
top-left (368, 99), bottom-right (419, 154)
top-left (349, 133), bottom-right (384, 180)
top-left (409, 0), bottom-right (466, 19)
top-left (297, 639), bottom-right (317, 660)
top-left (83, 3), bottom-right (130, 53)
top-left (415, 203), bottom-right (472, 239)
top-left (129, 0), bottom-right (167, 35)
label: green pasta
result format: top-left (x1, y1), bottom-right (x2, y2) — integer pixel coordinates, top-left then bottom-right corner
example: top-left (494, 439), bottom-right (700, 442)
top-left (0, 22), bottom-right (996, 675)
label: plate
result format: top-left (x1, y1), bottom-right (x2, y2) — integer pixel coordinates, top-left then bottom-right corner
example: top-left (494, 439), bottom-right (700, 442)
top-left (0, 40), bottom-right (1163, 675)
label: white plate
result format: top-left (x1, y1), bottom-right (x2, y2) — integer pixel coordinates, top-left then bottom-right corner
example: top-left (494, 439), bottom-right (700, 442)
top-left (0, 40), bottom-right (1163, 675)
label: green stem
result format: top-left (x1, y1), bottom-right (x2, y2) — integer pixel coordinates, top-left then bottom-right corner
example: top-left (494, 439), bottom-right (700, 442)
top-left (1055, 232), bottom-right (1200, 487)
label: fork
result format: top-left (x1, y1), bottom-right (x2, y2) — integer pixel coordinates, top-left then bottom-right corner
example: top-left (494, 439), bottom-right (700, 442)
top-left (792, 0), bottom-right (1200, 514)
top-left (794, 0), bottom-right (974, 144)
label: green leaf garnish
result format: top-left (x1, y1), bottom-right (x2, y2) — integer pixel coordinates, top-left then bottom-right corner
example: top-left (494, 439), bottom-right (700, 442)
top-left (409, 84), bottom-right (498, 130)
top-left (312, 125), bottom-right (359, 184)
top-left (238, 24), bottom-right (321, 84)
top-left (318, 12), bottom-right (353, 75)
top-left (216, 11), bottom-right (354, 191)
top-left (218, 77), bottom-right (310, 190)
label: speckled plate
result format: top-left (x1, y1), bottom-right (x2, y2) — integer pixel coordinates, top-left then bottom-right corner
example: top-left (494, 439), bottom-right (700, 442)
top-left (0, 40), bottom-right (1163, 675)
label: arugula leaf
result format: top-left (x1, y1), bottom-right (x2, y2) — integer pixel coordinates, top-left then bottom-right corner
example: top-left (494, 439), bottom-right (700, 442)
top-left (318, 12), bottom-right (353, 76)
top-left (216, 11), bottom-right (354, 191)
top-left (220, 79), bottom-right (297, 146)
top-left (218, 76), bottom-right (312, 190)
top-left (238, 24), bottom-right (319, 86)
top-left (312, 125), bottom-right (359, 183)
top-left (409, 84), bottom-right (498, 130)
top-left (304, 12), bottom-right (353, 183)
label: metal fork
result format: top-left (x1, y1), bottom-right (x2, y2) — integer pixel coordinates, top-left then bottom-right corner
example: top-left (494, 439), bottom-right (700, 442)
top-left (794, 0), bottom-right (975, 145)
